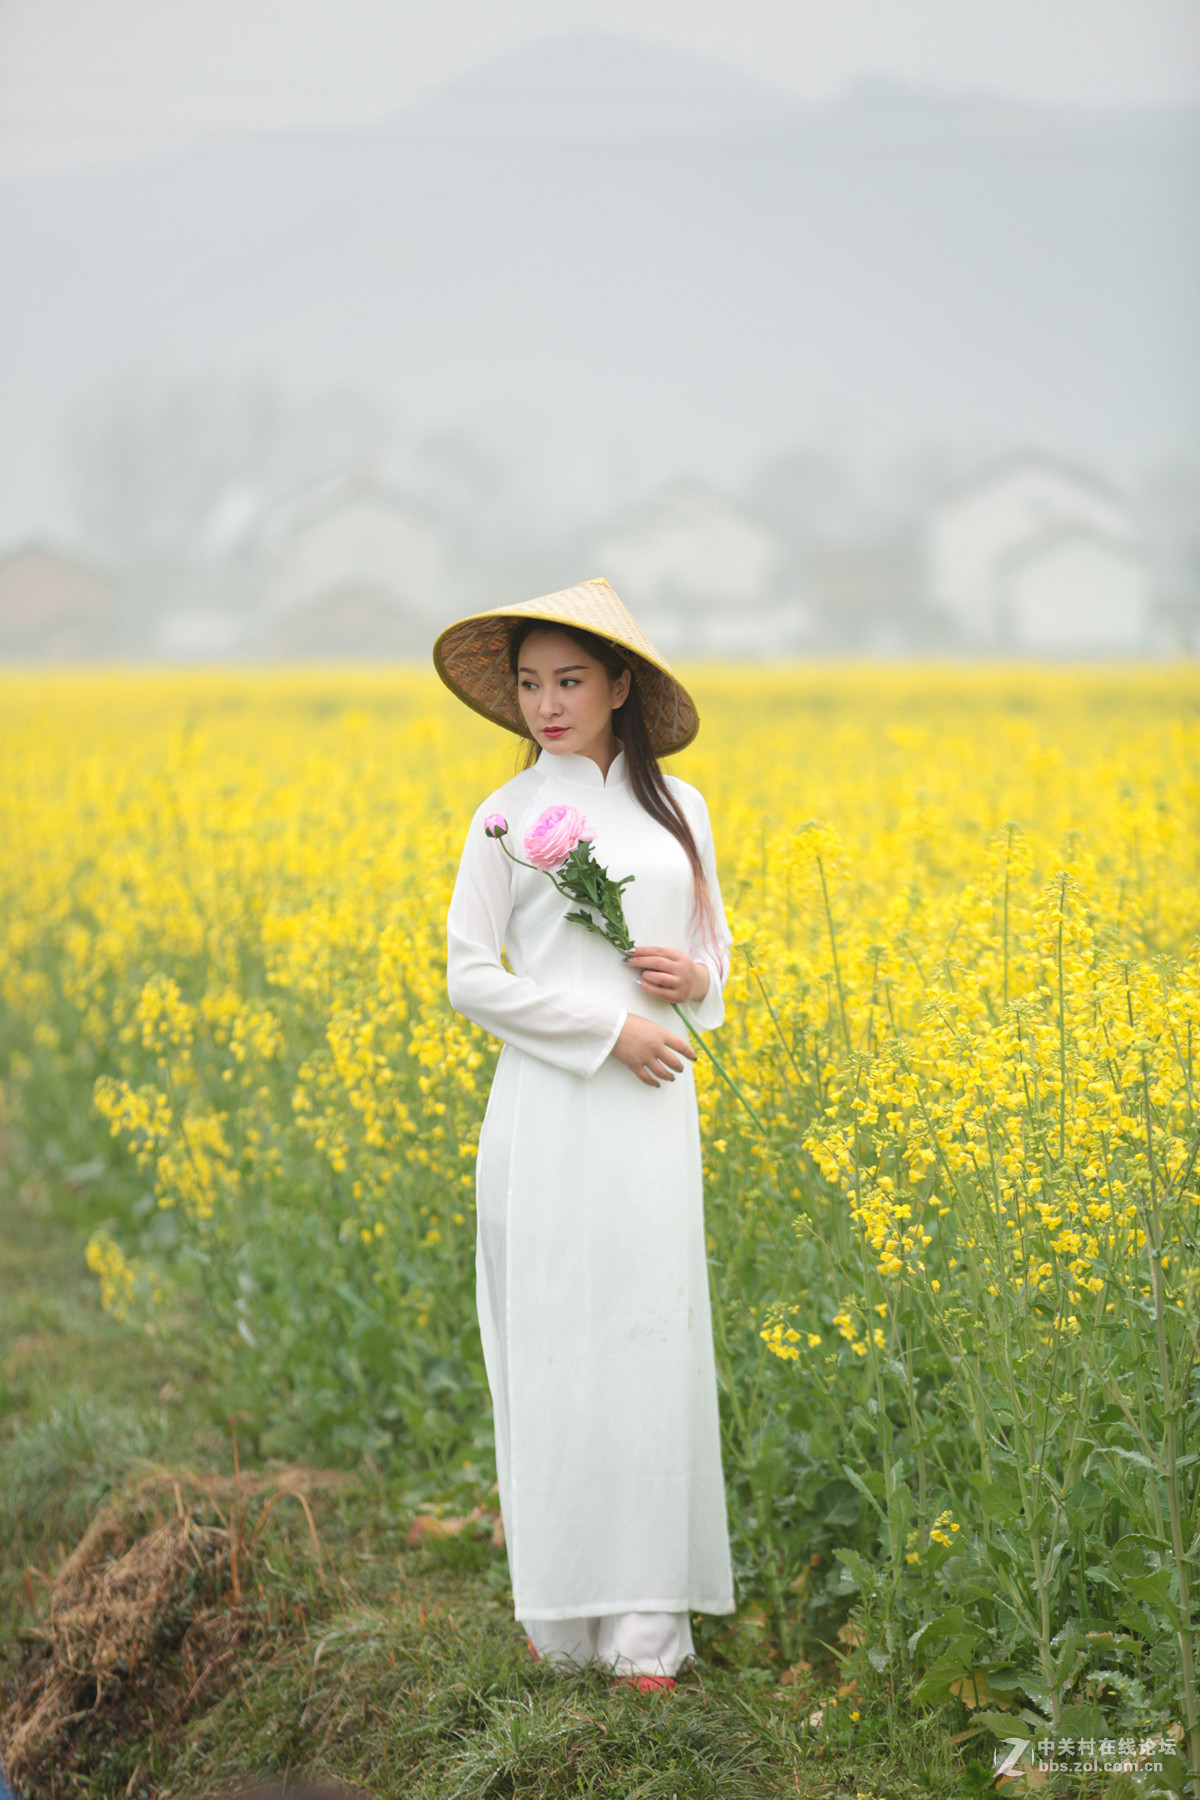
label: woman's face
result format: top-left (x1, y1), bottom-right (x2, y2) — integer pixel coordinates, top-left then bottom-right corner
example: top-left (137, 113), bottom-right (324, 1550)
top-left (515, 628), bottom-right (630, 763)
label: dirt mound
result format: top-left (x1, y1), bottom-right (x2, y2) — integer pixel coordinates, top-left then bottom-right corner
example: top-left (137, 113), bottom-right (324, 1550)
top-left (1, 1466), bottom-right (344, 1797)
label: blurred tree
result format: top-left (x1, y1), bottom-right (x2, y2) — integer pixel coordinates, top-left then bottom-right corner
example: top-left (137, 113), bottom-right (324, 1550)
top-left (747, 445), bottom-right (863, 550)
top-left (1139, 455), bottom-right (1200, 650)
top-left (64, 373), bottom-right (392, 629)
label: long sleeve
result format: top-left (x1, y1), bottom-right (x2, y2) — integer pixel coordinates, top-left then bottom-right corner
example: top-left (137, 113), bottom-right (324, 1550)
top-left (446, 806), bottom-right (627, 1078)
top-left (677, 794), bottom-right (732, 1034)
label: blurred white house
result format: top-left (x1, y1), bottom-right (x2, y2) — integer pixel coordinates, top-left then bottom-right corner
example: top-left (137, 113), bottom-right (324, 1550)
top-left (803, 538), bottom-right (929, 653)
top-left (155, 607), bottom-right (249, 660)
top-left (927, 453), bottom-right (1150, 652)
top-left (0, 543), bottom-right (117, 660)
top-left (253, 469), bottom-right (456, 657)
top-left (586, 482), bottom-right (796, 655)
top-left (996, 523), bottom-right (1151, 656)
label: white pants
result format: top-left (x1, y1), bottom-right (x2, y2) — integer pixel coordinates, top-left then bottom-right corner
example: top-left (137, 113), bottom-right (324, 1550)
top-left (523, 1611), bottom-right (694, 1677)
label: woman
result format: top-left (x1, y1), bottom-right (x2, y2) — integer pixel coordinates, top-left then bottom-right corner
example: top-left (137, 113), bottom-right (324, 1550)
top-left (435, 578), bottom-right (733, 1687)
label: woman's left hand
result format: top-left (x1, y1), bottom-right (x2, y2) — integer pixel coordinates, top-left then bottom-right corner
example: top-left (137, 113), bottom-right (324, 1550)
top-left (627, 945), bottom-right (710, 1005)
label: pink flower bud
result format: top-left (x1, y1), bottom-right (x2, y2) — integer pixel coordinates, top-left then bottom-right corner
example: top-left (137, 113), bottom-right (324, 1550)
top-left (483, 813), bottom-right (508, 838)
top-left (523, 804), bottom-right (593, 872)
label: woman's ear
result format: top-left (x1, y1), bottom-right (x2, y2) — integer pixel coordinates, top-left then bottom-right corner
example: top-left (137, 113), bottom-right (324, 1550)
top-left (613, 669), bottom-right (631, 709)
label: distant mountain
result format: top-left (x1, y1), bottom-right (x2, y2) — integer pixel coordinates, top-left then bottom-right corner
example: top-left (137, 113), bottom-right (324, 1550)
top-left (396, 32), bottom-right (801, 140)
top-left (1, 31), bottom-right (1197, 545)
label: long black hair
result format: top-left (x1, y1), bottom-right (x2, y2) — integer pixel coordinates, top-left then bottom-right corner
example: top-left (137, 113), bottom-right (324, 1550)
top-left (508, 619), bottom-right (716, 944)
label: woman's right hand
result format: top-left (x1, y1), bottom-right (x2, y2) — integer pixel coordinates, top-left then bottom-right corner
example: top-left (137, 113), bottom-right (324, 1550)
top-left (611, 1013), bottom-right (697, 1088)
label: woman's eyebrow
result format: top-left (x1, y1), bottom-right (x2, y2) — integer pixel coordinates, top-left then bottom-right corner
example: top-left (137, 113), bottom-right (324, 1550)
top-left (518, 663), bottom-right (588, 675)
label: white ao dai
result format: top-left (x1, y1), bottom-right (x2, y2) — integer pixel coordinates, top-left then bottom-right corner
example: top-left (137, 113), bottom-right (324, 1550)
top-left (446, 747), bottom-right (734, 1621)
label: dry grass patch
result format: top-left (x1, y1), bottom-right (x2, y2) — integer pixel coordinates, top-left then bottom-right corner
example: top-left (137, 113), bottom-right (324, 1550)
top-left (1, 1467), bottom-right (350, 1796)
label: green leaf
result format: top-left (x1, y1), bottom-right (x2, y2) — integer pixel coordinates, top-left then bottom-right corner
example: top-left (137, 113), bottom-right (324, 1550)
top-left (1127, 1570), bottom-right (1177, 1620)
top-left (886, 1479), bottom-right (915, 1536)
top-left (1053, 1701), bottom-right (1105, 1739)
top-left (841, 1463), bottom-right (887, 1522)
top-left (1106, 1446), bottom-right (1161, 1473)
top-left (979, 1480), bottom-right (1022, 1525)
top-left (974, 1710), bottom-right (1029, 1738)
top-left (907, 1606), bottom-right (967, 1655)
top-left (980, 1668), bottom-right (1025, 1697)
top-left (1051, 1625), bottom-right (1085, 1684)
top-left (912, 1640), bottom-right (979, 1704)
top-left (832, 1546), bottom-right (879, 1595)
top-left (1085, 1563), bottom-right (1121, 1590)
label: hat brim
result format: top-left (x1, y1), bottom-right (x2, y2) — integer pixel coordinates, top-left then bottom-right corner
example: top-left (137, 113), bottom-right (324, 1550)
top-left (432, 585), bottom-right (699, 757)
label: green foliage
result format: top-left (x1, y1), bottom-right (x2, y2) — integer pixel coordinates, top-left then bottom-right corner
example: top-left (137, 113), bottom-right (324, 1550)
top-left (1, 1396), bottom-right (167, 1548)
top-left (3, 671), bottom-right (1199, 1789)
top-left (557, 840), bottom-right (637, 956)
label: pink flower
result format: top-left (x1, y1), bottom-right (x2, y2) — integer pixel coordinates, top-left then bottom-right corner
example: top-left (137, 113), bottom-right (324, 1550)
top-left (523, 804), bottom-right (593, 872)
top-left (483, 813), bottom-right (508, 838)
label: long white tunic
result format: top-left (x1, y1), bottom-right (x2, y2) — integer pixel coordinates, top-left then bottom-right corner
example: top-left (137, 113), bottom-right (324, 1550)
top-left (446, 747), bottom-right (734, 1621)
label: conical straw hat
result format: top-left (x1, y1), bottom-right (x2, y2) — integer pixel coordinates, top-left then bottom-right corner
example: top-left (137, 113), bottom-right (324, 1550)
top-left (433, 578), bottom-right (699, 756)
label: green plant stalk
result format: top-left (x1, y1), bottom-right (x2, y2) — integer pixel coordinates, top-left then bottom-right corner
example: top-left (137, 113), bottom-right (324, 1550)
top-left (708, 1290), bottom-right (794, 1661)
top-left (1056, 874), bottom-right (1068, 1163)
top-left (842, 1118), bottom-right (913, 1667)
top-left (987, 1277), bottom-right (1062, 1721)
top-left (893, 1310), bottom-right (928, 1537)
top-left (944, 1071), bottom-right (1063, 1707)
top-left (494, 827), bottom-right (768, 1133)
top-left (816, 854), bottom-right (852, 1056)
top-left (744, 950), bottom-right (806, 1092)
top-left (1002, 824), bottom-right (1013, 1011)
top-left (1014, 1202), bottom-right (1069, 1723)
top-left (670, 1005), bottom-right (768, 1136)
top-left (1143, 1061), bottom-right (1200, 1797)
top-left (495, 833), bottom-right (636, 953)
top-left (865, 1330), bottom-right (907, 1649)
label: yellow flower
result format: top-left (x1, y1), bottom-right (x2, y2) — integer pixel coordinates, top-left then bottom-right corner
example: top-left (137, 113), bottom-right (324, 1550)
top-left (929, 1509), bottom-right (960, 1548)
top-left (1, 661), bottom-right (1194, 1681)
top-left (86, 1229), bottom-right (137, 1322)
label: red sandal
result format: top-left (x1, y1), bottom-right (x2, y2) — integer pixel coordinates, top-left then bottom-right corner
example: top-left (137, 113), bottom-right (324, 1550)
top-left (615, 1674), bottom-right (676, 1693)
top-left (526, 1639), bottom-right (541, 1663)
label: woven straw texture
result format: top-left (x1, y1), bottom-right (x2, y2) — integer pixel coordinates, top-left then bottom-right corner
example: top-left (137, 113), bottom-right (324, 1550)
top-left (433, 579), bottom-right (699, 756)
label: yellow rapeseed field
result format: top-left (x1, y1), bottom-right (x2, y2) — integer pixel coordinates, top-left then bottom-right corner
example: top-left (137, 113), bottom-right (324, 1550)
top-left (1, 666), bottom-right (1197, 1756)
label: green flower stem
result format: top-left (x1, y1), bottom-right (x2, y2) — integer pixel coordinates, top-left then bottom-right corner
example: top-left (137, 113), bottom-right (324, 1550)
top-left (671, 1003), bottom-right (768, 1137)
top-left (491, 827), bottom-right (766, 1135)
top-left (492, 832), bottom-right (575, 898)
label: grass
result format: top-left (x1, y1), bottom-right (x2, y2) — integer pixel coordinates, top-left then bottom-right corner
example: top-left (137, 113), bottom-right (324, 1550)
top-left (0, 1141), bottom-right (974, 1800)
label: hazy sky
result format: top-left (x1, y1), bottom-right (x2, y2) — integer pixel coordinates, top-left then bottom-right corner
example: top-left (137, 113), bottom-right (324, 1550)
top-left (2, 0), bottom-right (1199, 177)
